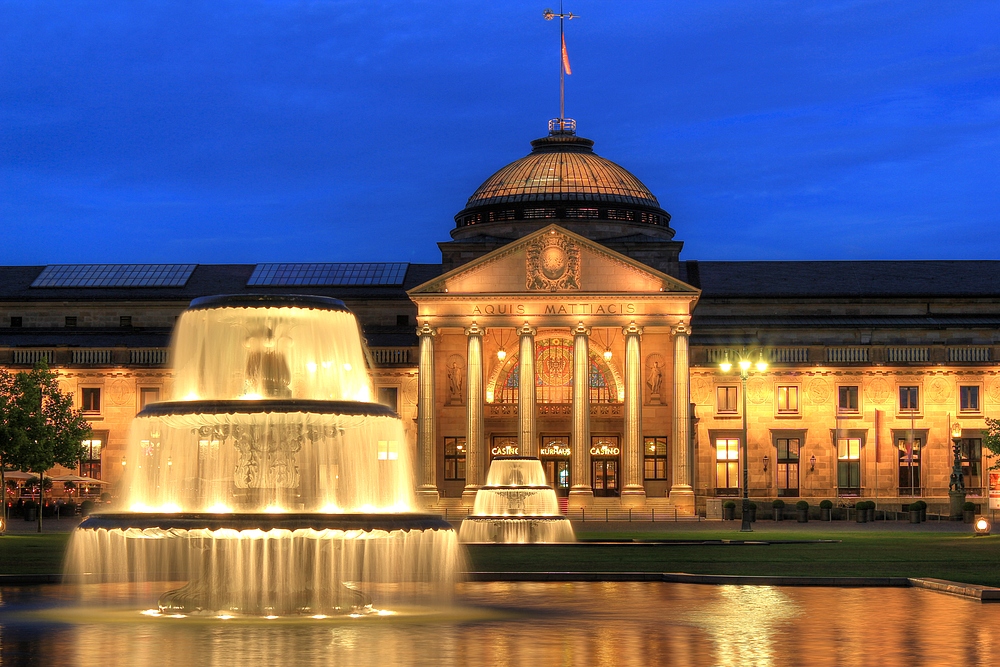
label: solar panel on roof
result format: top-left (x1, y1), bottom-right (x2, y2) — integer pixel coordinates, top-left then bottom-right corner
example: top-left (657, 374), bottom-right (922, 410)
top-left (31, 264), bottom-right (197, 288)
top-left (247, 263), bottom-right (409, 287)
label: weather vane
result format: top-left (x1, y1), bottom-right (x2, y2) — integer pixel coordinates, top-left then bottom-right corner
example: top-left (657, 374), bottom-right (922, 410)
top-left (543, 4), bottom-right (577, 131)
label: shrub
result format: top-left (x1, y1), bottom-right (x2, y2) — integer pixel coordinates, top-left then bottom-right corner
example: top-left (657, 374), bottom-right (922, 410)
top-left (963, 501), bottom-right (977, 512)
top-left (772, 499), bottom-right (785, 509)
top-left (819, 499), bottom-right (833, 510)
top-left (80, 500), bottom-right (95, 516)
top-left (748, 502), bottom-right (757, 510)
top-left (912, 500), bottom-right (927, 511)
top-left (796, 500), bottom-right (809, 510)
top-left (857, 501), bottom-right (871, 511)
top-left (100, 492), bottom-right (112, 503)
top-left (723, 500), bottom-right (737, 509)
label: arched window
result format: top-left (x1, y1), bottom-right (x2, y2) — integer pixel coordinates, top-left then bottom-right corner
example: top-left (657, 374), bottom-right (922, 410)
top-left (490, 337), bottom-right (619, 404)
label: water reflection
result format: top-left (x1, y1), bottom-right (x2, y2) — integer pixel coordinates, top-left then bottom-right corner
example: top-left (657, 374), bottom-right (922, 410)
top-left (0, 582), bottom-right (997, 666)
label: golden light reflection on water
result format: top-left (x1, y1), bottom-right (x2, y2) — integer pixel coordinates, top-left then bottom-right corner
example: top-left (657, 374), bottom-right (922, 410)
top-left (4, 582), bottom-right (1000, 666)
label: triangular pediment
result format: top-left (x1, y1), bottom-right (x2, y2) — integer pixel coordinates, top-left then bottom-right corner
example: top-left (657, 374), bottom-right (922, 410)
top-left (409, 225), bottom-right (699, 297)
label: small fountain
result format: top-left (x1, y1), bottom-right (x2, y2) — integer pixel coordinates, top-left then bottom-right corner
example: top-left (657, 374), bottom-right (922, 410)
top-left (458, 457), bottom-right (575, 543)
top-left (65, 294), bottom-right (461, 616)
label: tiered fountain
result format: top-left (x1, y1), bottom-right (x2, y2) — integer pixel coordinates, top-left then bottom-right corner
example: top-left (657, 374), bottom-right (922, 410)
top-left (459, 457), bottom-right (575, 543)
top-left (65, 294), bottom-right (461, 616)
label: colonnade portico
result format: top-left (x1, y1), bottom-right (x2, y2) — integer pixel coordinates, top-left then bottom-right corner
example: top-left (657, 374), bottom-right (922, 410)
top-left (407, 225), bottom-right (701, 513)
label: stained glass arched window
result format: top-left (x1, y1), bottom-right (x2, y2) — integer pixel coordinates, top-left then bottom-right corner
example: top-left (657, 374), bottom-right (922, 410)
top-left (490, 338), bottom-right (618, 404)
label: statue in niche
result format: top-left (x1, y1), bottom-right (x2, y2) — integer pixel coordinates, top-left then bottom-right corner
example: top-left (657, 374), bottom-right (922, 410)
top-left (647, 360), bottom-right (663, 402)
top-left (447, 358), bottom-right (464, 404)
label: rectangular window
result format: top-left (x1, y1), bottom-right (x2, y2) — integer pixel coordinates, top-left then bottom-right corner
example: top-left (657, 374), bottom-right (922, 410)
top-left (644, 436), bottom-right (668, 480)
top-left (377, 440), bottom-right (398, 461)
top-left (899, 386), bottom-right (919, 412)
top-left (376, 386), bottom-right (399, 412)
top-left (961, 438), bottom-right (983, 494)
top-left (775, 438), bottom-right (800, 497)
top-left (444, 437), bottom-right (466, 481)
top-left (715, 438), bottom-right (740, 495)
top-left (717, 386), bottom-right (738, 414)
top-left (897, 437), bottom-right (921, 495)
top-left (776, 386), bottom-right (799, 414)
top-left (81, 387), bottom-right (101, 413)
top-left (65, 316), bottom-right (77, 327)
top-left (960, 386), bottom-right (981, 413)
top-left (10, 316), bottom-right (22, 328)
top-left (119, 316), bottom-right (132, 328)
top-left (837, 437), bottom-right (861, 495)
top-left (79, 436), bottom-right (104, 480)
top-left (838, 386), bottom-right (859, 413)
top-left (396, 315), bottom-right (410, 326)
top-left (139, 387), bottom-right (160, 411)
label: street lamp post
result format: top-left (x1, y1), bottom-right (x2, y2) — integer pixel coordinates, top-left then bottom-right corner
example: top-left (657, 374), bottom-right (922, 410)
top-left (949, 421), bottom-right (966, 520)
top-left (720, 348), bottom-right (768, 532)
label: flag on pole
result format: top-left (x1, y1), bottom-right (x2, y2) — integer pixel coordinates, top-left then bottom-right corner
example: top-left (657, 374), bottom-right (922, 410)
top-left (562, 34), bottom-right (572, 75)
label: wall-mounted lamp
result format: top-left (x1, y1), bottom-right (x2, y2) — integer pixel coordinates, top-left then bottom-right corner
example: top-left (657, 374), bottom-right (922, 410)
top-left (121, 456), bottom-right (127, 468)
top-left (762, 455), bottom-right (769, 473)
top-left (809, 455), bottom-right (817, 472)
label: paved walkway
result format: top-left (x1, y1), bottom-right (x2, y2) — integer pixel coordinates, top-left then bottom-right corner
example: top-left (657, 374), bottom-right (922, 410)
top-left (570, 516), bottom-right (980, 534)
top-left (2, 515), bottom-right (82, 534)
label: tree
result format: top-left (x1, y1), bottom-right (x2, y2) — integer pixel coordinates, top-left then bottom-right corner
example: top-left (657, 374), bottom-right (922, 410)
top-left (983, 418), bottom-right (1000, 470)
top-left (1, 362), bottom-right (91, 532)
top-left (0, 369), bottom-right (25, 527)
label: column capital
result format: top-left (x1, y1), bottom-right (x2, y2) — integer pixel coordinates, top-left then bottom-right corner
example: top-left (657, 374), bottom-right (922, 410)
top-left (517, 321), bottom-right (537, 337)
top-left (671, 321), bottom-right (691, 336)
top-left (465, 321), bottom-right (485, 337)
top-left (622, 321), bottom-right (643, 337)
top-left (416, 322), bottom-right (437, 337)
top-left (571, 321), bottom-right (591, 337)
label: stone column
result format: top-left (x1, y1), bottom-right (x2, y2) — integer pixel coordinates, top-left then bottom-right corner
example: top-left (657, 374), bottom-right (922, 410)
top-left (415, 323), bottom-right (439, 505)
top-left (569, 322), bottom-right (594, 508)
top-left (669, 322), bottom-right (695, 513)
top-left (517, 322), bottom-right (538, 458)
top-left (463, 322), bottom-right (485, 506)
top-left (621, 321), bottom-right (646, 506)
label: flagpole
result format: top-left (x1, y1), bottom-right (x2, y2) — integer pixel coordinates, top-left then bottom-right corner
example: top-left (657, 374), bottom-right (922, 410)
top-left (560, 2), bottom-right (565, 120)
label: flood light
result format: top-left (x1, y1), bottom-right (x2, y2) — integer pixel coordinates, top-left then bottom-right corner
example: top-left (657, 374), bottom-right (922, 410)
top-left (974, 517), bottom-right (991, 535)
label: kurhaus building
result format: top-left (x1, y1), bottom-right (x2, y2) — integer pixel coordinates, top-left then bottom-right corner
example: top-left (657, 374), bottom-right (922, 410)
top-left (3, 119), bottom-right (999, 517)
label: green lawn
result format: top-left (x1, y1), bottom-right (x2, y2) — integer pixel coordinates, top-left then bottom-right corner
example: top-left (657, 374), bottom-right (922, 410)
top-left (466, 530), bottom-right (1000, 587)
top-left (0, 534), bottom-right (72, 575)
top-left (4, 530), bottom-right (1000, 588)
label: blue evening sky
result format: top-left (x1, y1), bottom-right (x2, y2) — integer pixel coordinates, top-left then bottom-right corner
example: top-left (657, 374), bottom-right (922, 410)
top-left (2, 1), bottom-right (998, 265)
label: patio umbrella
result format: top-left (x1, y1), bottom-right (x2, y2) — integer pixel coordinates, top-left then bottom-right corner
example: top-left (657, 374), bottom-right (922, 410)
top-left (49, 474), bottom-right (110, 484)
top-left (1, 471), bottom-right (36, 480)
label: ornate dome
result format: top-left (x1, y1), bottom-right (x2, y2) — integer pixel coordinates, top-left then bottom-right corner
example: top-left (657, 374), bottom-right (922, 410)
top-left (465, 134), bottom-right (660, 208)
top-left (453, 121), bottom-right (672, 240)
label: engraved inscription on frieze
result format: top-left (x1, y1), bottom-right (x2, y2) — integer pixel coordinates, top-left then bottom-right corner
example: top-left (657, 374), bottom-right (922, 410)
top-left (526, 234), bottom-right (580, 291)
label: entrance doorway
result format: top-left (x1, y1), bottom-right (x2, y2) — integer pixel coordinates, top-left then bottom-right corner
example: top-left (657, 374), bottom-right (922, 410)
top-left (540, 435), bottom-right (571, 496)
top-left (590, 436), bottom-right (620, 497)
top-left (592, 459), bottom-right (619, 497)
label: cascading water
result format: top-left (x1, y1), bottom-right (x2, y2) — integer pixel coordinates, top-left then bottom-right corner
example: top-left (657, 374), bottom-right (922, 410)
top-left (64, 294), bottom-right (461, 616)
top-left (458, 457), bottom-right (575, 543)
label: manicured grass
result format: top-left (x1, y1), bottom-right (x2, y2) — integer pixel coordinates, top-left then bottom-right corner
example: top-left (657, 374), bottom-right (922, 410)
top-left (466, 530), bottom-right (1000, 587)
top-left (0, 534), bottom-right (72, 575)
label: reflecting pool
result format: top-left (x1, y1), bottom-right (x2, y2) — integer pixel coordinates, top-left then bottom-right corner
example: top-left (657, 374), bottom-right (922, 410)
top-left (1, 582), bottom-right (996, 666)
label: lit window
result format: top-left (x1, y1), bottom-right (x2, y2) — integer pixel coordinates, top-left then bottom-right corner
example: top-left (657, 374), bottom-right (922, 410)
top-left (444, 437), bottom-right (466, 481)
top-left (897, 436), bottom-right (921, 496)
top-left (715, 438), bottom-right (740, 495)
top-left (717, 386), bottom-right (738, 414)
top-left (80, 437), bottom-right (103, 480)
top-left (837, 438), bottom-right (861, 495)
top-left (377, 440), bottom-right (398, 461)
top-left (776, 386), bottom-right (799, 414)
top-left (644, 437), bottom-right (668, 480)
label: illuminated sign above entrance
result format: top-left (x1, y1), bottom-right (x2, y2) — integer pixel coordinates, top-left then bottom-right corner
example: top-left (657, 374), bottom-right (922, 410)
top-left (590, 444), bottom-right (621, 457)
